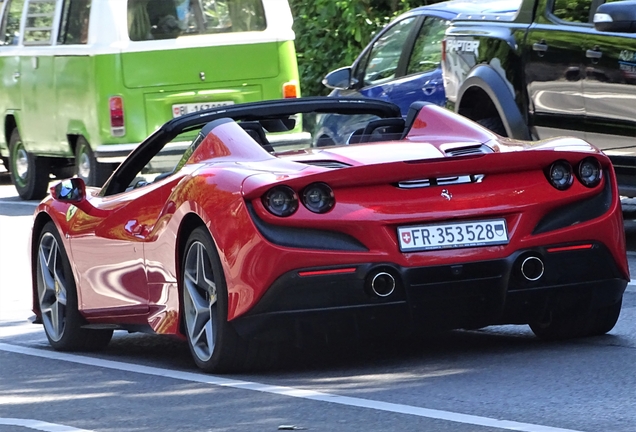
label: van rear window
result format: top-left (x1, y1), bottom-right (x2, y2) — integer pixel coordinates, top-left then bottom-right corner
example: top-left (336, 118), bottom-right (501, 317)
top-left (128, 0), bottom-right (267, 41)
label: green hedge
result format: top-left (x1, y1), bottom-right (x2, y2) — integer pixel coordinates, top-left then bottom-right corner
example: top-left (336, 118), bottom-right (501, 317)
top-left (290, 0), bottom-right (445, 96)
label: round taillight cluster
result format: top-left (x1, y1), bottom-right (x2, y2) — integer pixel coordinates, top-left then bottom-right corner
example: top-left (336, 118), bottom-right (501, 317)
top-left (302, 183), bottom-right (335, 213)
top-left (547, 158), bottom-right (602, 190)
top-left (262, 186), bottom-right (298, 217)
top-left (548, 161), bottom-right (573, 190)
top-left (577, 157), bottom-right (602, 188)
top-left (262, 183), bottom-right (335, 216)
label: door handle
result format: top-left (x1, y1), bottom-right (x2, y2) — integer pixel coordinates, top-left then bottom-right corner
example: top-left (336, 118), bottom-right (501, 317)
top-left (532, 41), bottom-right (548, 57)
top-left (12, 72), bottom-right (20, 81)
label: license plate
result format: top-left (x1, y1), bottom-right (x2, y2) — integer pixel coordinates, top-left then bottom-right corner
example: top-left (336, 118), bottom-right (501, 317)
top-left (397, 219), bottom-right (508, 252)
top-left (172, 101), bottom-right (234, 118)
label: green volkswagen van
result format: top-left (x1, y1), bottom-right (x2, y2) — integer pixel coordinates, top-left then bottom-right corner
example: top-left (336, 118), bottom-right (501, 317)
top-left (0, 0), bottom-right (300, 199)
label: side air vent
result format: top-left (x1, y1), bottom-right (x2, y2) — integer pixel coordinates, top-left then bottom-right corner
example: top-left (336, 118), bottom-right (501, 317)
top-left (397, 174), bottom-right (485, 189)
top-left (301, 160), bottom-right (352, 169)
top-left (444, 144), bottom-right (493, 157)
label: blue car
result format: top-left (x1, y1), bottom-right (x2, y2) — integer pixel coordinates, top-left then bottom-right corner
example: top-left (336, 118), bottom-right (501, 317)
top-left (315, 0), bottom-right (519, 145)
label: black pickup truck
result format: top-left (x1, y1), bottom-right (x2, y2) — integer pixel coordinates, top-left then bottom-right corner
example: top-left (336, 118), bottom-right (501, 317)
top-left (442, 0), bottom-right (636, 195)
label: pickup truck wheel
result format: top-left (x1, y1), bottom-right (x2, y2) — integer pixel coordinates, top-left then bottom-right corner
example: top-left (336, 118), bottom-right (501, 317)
top-left (75, 137), bottom-right (113, 187)
top-left (476, 117), bottom-right (507, 136)
top-left (8, 129), bottom-right (49, 200)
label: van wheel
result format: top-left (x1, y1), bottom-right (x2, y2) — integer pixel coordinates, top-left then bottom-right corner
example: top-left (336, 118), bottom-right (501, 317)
top-left (8, 129), bottom-right (49, 200)
top-left (75, 137), bottom-right (113, 187)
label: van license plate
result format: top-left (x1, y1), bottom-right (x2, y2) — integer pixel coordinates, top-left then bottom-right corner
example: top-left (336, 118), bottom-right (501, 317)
top-left (397, 219), bottom-right (508, 252)
top-left (172, 101), bottom-right (234, 118)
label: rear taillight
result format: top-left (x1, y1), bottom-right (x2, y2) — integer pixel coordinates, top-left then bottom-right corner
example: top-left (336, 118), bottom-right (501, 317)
top-left (547, 160), bottom-right (573, 190)
top-left (109, 96), bottom-right (125, 137)
top-left (282, 81), bottom-right (298, 98)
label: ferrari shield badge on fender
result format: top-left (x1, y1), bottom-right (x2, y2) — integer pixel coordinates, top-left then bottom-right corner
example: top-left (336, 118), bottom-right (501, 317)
top-left (66, 205), bottom-right (78, 222)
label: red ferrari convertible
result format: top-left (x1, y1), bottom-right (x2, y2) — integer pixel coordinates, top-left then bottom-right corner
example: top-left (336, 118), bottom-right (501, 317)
top-left (30, 97), bottom-right (628, 372)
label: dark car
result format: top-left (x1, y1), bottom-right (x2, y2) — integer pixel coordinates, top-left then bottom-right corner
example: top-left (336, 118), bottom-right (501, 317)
top-left (442, 0), bottom-right (636, 196)
top-left (315, 0), bottom-right (519, 146)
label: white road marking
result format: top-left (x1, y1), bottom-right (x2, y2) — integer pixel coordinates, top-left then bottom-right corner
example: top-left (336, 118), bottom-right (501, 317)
top-left (0, 418), bottom-right (94, 432)
top-left (0, 201), bottom-right (38, 206)
top-left (0, 342), bottom-right (584, 432)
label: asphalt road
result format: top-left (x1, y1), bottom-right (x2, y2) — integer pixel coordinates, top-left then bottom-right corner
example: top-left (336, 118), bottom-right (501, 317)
top-left (1, 170), bottom-right (636, 432)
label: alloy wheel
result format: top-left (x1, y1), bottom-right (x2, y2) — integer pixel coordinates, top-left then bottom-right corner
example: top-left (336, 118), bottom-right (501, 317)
top-left (37, 232), bottom-right (68, 342)
top-left (183, 241), bottom-right (218, 362)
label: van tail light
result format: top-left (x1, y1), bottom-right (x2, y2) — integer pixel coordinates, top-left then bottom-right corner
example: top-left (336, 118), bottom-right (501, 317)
top-left (282, 81), bottom-right (298, 98)
top-left (109, 96), bottom-right (125, 137)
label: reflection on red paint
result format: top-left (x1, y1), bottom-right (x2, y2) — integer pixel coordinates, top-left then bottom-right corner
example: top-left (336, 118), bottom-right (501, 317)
top-left (413, 118), bottom-right (427, 129)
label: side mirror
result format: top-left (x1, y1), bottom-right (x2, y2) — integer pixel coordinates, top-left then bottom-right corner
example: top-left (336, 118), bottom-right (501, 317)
top-left (51, 178), bottom-right (86, 202)
top-left (594, 1), bottom-right (636, 33)
top-left (322, 67), bottom-right (354, 90)
top-left (50, 178), bottom-right (109, 217)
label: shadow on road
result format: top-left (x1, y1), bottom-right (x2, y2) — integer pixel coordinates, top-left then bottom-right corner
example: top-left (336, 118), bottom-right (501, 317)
top-left (86, 324), bottom-right (628, 377)
top-left (0, 171), bottom-right (10, 185)
top-left (0, 196), bottom-right (38, 217)
top-left (0, 172), bottom-right (41, 216)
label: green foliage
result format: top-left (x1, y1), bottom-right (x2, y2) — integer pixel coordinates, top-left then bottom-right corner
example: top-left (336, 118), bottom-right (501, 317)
top-left (552, 0), bottom-right (590, 23)
top-left (290, 0), bottom-right (444, 96)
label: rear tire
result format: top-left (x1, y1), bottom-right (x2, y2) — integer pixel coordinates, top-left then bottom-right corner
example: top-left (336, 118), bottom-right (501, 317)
top-left (36, 221), bottom-right (113, 351)
top-left (181, 227), bottom-right (246, 372)
top-left (529, 297), bottom-right (622, 340)
top-left (180, 227), bottom-right (277, 372)
top-left (8, 129), bottom-right (49, 200)
top-left (588, 297), bottom-right (622, 336)
top-left (75, 136), bottom-right (114, 187)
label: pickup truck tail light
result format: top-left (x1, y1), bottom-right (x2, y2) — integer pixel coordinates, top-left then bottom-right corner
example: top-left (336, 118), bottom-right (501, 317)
top-left (109, 96), bottom-right (125, 137)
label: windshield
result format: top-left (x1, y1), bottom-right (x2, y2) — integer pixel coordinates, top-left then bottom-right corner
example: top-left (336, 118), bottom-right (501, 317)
top-left (128, 0), bottom-right (266, 41)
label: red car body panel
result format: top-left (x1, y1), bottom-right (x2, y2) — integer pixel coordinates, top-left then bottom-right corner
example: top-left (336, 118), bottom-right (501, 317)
top-left (31, 100), bottom-right (629, 338)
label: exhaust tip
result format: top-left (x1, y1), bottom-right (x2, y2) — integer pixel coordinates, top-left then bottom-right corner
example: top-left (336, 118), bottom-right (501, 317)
top-left (370, 271), bottom-right (396, 297)
top-left (520, 256), bottom-right (544, 281)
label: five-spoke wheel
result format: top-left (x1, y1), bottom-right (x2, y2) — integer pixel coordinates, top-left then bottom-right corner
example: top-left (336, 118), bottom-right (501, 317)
top-left (183, 239), bottom-right (219, 363)
top-left (38, 231), bottom-right (70, 343)
top-left (181, 227), bottom-right (253, 372)
top-left (36, 222), bottom-right (113, 351)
